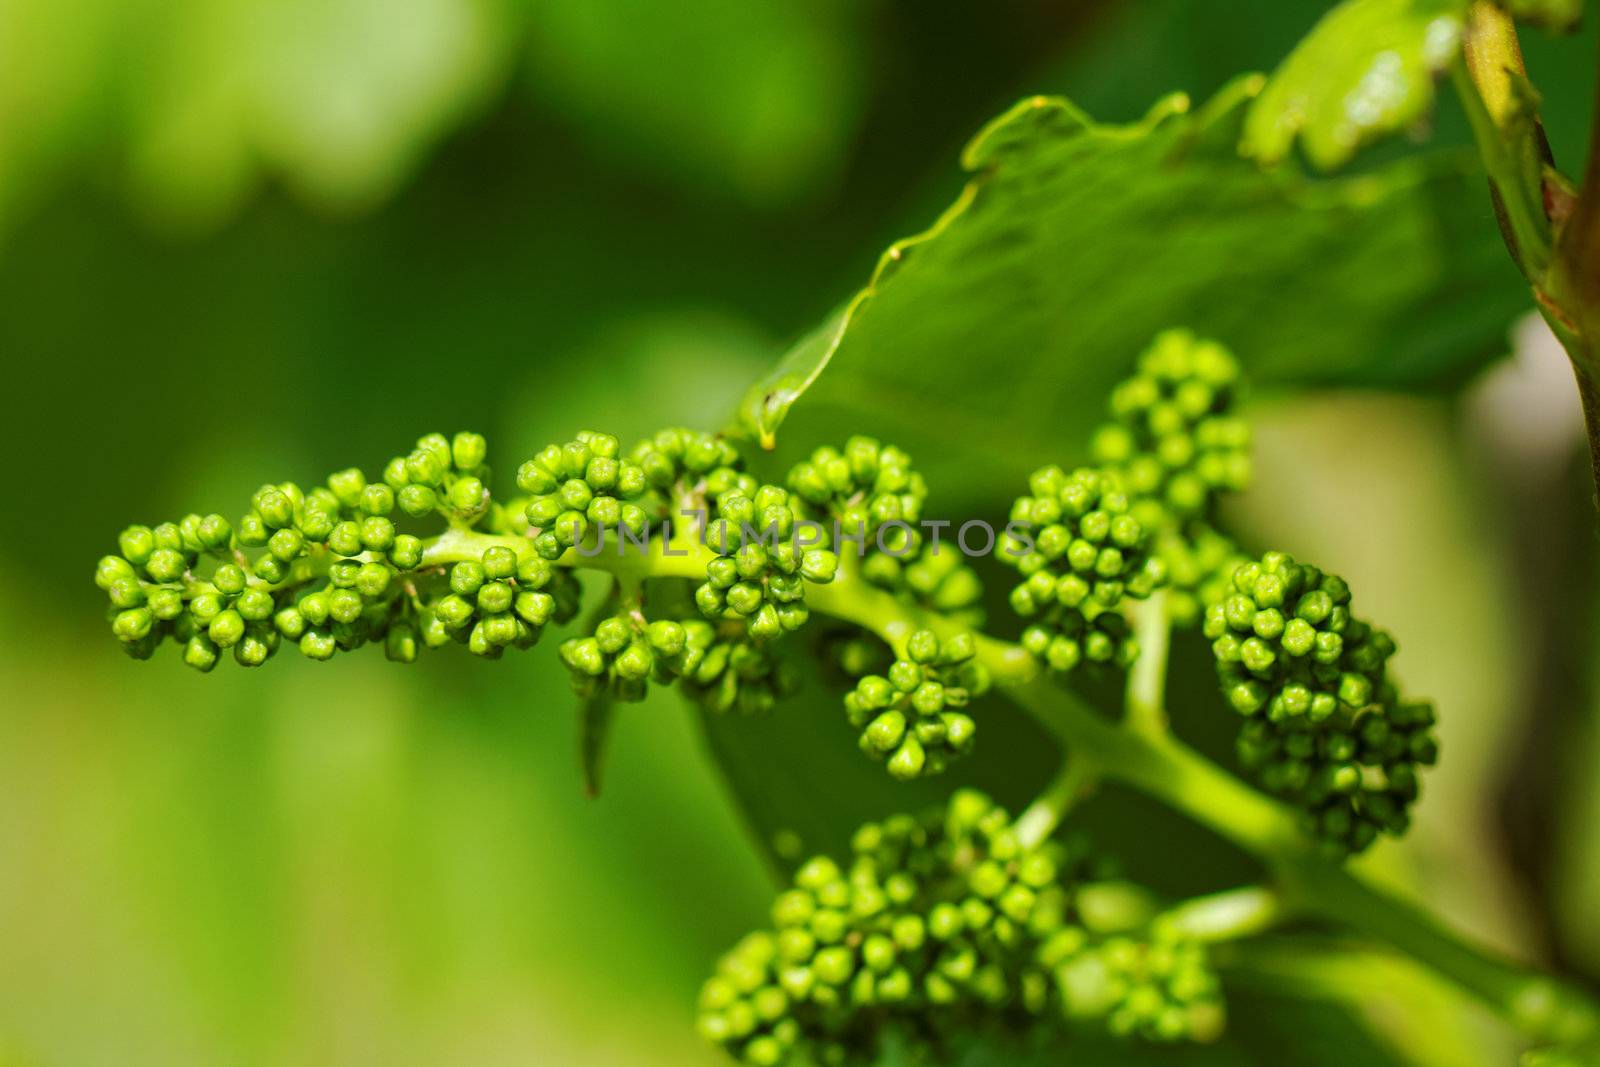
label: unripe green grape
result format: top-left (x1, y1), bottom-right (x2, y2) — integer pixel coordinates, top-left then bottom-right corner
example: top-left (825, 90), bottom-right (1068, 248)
top-left (113, 607), bottom-right (155, 642)
top-left (383, 536), bottom-right (418, 571)
top-left (189, 592), bottom-right (222, 623)
top-left (352, 562), bottom-right (390, 598)
top-left (328, 521), bottom-right (362, 556)
top-left (96, 554), bottom-right (138, 590)
top-left (448, 477), bottom-right (486, 513)
top-left (274, 606), bottom-right (307, 640)
top-left (359, 516), bottom-right (394, 552)
top-left (184, 634), bottom-right (220, 672)
top-left (358, 483), bottom-right (393, 517)
top-left (452, 431), bottom-right (487, 472)
top-left (233, 628), bottom-right (276, 667)
top-left (299, 630), bottom-right (337, 661)
top-left (398, 484), bottom-right (437, 517)
top-left (148, 587), bottom-right (184, 620)
top-left (145, 547), bottom-right (187, 582)
top-left (434, 594), bottom-right (473, 629)
top-left (327, 467), bottom-right (366, 508)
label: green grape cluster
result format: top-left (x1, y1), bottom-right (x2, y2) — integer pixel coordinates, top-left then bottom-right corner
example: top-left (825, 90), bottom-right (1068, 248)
top-left (1051, 925), bottom-right (1224, 1042)
top-left (678, 620), bottom-right (797, 715)
top-left (632, 427), bottom-right (753, 512)
top-left (1082, 332), bottom-right (1253, 633)
top-left (786, 436), bottom-right (986, 626)
top-left (696, 485), bottom-right (840, 639)
top-left (421, 545), bottom-right (580, 658)
top-left (1203, 552), bottom-right (1439, 854)
top-left (1000, 466), bottom-right (1161, 673)
top-left (559, 614), bottom-right (690, 701)
top-left (100, 510), bottom-right (271, 669)
top-left (842, 629), bottom-right (988, 780)
top-left (1089, 329), bottom-right (1251, 527)
top-left (380, 430), bottom-right (494, 525)
top-left (95, 430), bottom-right (586, 672)
top-left (787, 436), bottom-right (927, 553)
top-left (517, 431), bottom-right (649, 558)
top-left (556, 599), bottom-right (799, 713)
top-left (698, 791), bottom-right (1221, 1066)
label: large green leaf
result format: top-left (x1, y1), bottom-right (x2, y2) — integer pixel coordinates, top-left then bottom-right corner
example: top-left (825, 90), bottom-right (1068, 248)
top-left (732, 84), bottom-right (1523, 510)
top-left (716, 79), bottom-right (1528, 874)
top-left (1240, 0), bottom-right (1468, 170)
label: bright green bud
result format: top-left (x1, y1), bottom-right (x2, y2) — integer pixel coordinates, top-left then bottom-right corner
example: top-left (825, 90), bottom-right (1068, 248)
top-left (451, 432), bottom-right (487, 471)
top-left (482, 546), bottom-right (517, 579)
top-left (398, 485), bottom-right (437, 517)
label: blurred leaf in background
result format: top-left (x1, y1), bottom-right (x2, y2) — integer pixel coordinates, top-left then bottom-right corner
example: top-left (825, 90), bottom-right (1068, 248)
top-left (0, 0), bottom-right (870, 235)
top-left (0, 0), bottom-right (516, 231)
top-left (522, 0), bottom-right (867, 207)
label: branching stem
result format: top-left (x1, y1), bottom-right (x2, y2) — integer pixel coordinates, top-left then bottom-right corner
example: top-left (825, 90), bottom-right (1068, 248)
top-left (811, 562), bottom-right (1600, 1046)
top-left (1015, 753), bottom-right (1097, 850)
top-left (397, 522), bottom-right (1600, 1045)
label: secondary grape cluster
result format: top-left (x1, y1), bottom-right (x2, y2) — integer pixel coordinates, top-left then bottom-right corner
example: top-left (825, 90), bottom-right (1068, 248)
top-left (1087, 329), bottom-right (1253, 630)
top-left (1089, 328), bottom-right (1251, 526)
top-left (698, 791), bottom-right (1223, 1065)
top-left (999, 466), bottom-right (1162, 673)
top-left (95, 428), bottom-right (852, 720)
top-left (842, 629), bottom-right (989, 780)
top-left (789, 437), bottom-right (986, 623)
top-left (1203, 552), bottom-right (1439, 854)
top-left (97, 431), bottom-right (548, 670)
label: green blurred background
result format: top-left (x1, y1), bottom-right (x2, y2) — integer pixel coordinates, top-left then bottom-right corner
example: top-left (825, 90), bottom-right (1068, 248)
top-left (3, 1), bottom-right (1600, 1064)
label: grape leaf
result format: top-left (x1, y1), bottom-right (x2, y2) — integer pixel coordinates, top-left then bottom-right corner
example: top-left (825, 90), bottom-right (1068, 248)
top-left (1240, 0), bottom-right (1468, 170)
top-left (713, 82), bottom-right (1528, 875)
top-left (731, 83), bottom-right (1523, 510)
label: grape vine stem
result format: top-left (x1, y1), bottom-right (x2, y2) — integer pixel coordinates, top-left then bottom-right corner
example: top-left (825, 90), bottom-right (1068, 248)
top-left (1456, 0), bottom-right (1600, 504)
top-left (812, 559), bottom-right (1600, 1047)
top-left (412, 526), bottom-right (1600, 1045)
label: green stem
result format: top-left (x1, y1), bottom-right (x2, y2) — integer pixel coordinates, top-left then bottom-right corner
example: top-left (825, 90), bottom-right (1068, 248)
top-left (1161, 885), bottom-right (1284, 944)
top-left (1555, 23), bottom-right (1600, 324)
top-left (1451, 56), bottom-right (1549, 276)
top-left (1010, 677), bottom-right (1303, 855)
top-left (1036, 687), bottom-right (1600, 1043)
top-left (1548, 21), bottom-right (1600, 502)
top-left (1125, 592), bottom-right (1171, 738)
top-left (812, 569), bottom-right (1599, 1045)
top-left (805, 568), bottom-right (1039, 685)
top-left (1015, 753), bottom-right (1097, 850)
top-left (421, 525), bottom-right (710, 581)
top-left (1456, 0), bottom-right (1600, 505)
